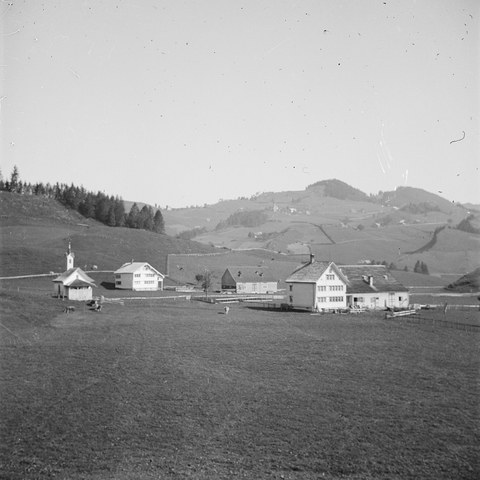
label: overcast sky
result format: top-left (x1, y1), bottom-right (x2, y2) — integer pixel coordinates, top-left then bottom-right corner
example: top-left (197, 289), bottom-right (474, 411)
top-left (1, 0), bottom-right (478, 207)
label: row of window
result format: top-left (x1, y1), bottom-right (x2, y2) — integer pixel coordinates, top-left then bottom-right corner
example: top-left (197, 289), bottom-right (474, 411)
top-left (318, 296), bottom-right (344, 303)
top-left (317, 285), bottom-right (343, 291)
top-left (116, 280), bottom-right (158, 285)
top-left (116, 273), bottom-right (158, 279)
top-left (289, 284), bottom-right (343, 292)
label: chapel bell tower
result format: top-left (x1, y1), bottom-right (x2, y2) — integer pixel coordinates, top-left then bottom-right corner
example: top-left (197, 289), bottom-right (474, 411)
top-left (66, 241), bottom-right (75, 270)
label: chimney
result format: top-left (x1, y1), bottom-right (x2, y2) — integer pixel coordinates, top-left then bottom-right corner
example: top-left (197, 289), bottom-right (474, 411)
top-left (309, 253), bottom-right (315, 264)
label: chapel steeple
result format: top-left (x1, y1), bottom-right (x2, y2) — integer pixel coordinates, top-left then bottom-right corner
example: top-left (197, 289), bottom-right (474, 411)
top-left (66, 241), bottom-right (75, 270)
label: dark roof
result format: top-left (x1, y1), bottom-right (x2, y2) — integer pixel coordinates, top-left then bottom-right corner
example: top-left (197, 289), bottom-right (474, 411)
top-left (225, 266), bottom-right (276, 283)
top-left (285, 261), bottom-right (336, 283)
top-left (285, 261), bottom-right (408, 294)
top-left (339, 265), bottom-right (409, 293)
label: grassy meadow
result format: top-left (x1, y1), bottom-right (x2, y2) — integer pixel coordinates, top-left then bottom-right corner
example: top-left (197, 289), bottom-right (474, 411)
top-left (0, 284), bottom-right (479, 479)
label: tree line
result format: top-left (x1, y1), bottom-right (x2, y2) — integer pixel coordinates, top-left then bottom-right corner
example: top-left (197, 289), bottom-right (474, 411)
top-left (0, 166), bottom-right (165, 234)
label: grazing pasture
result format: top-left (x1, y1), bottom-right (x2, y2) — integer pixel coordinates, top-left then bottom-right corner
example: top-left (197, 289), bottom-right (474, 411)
top-left (0, 289), bottom-right (479, 479)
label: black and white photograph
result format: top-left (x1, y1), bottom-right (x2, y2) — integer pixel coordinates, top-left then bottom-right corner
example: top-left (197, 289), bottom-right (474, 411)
top-left (1, 1), bottom-right (479, 478)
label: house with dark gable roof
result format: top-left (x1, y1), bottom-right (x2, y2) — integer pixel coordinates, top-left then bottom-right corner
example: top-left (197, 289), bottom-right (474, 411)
top-left (221, 266), bottom-right (278, 294)
top-left (285, 255), bottom-right (409, 312)
top-left (339, 265), bottom-right (409, 310)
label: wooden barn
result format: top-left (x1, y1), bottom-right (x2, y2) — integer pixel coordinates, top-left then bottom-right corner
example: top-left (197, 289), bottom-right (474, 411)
top-left (221, 266), bottom-right (278, 294)
top-left (114, 262), bottom-right (165, 291)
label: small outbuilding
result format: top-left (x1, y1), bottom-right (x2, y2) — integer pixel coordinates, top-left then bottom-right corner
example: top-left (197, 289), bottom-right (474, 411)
top-left (114, 262), bottom-right (165, 291)
top-left (221, 266), bottom-right (278, 294)
top-left (52, 243), bottom-right (96, 301)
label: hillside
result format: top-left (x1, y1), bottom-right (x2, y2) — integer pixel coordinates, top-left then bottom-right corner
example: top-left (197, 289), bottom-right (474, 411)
top-left (160, 182), bottom-right (477, 276)
top-left (2, 180), bottom-right (478, 279)
top-left (0, 192), bottom-right (215, 276)
top-left (445, 268), bottom-right (480, 293)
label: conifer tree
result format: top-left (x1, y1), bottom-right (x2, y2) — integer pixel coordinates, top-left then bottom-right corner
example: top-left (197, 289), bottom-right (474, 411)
top-left (153, 209), bottom-right (165, 234)
top-left (127, 203), bottom-right (140, 228)
top-left (9, 165), bottom-right (20, 192)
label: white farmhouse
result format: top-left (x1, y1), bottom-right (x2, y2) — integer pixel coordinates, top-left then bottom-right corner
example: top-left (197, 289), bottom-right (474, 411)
top-left (52, 242), bottom-right (96, 301)
top-left (285, 255), bottom-right (409, 312)
top-left (114, 262), bottom-right (165, 291)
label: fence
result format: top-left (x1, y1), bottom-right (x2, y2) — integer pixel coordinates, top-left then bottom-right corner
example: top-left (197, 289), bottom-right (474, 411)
top-left (387, 313), bottom-right (480, 332)
top-left (385, 309), bottom-right (417, 319)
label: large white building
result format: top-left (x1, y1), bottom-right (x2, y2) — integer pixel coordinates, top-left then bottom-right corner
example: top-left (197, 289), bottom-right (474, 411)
top-left (286, 257), bottom-right (347, 311)
top-left (114, 262), bottom-right (165, 291)
top-left (285, 255), bottom-right (409, 312)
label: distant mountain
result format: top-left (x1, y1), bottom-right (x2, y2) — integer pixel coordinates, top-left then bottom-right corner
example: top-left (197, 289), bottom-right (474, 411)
top-left (306, 179), bottom-right (371, 202)
top-left (378, 186), bottom-right (458, 213)
top-left (161, 180), bottom-right (478, 276)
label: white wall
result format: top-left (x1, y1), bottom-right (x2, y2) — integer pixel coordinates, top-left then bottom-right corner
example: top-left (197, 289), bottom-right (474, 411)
top-left (237, 282), bottom-right (277, 294)
top-left (115, 270), bottom-right (162, 291)
top-left (348, 292), bottom-right (410, 309)
top-left (68, 286), bottom-right (92, 301)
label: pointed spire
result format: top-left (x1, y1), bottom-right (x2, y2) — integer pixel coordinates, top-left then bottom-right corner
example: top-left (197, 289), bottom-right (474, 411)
top-left (66, 240), bottom-right (75, 270)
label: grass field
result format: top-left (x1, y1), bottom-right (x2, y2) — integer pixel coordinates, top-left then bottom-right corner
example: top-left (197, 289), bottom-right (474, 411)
top-left (0, 285), bottom-right (479, 480)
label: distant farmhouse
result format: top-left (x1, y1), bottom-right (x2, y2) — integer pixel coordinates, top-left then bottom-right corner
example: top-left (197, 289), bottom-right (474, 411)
top-left (286, 255), bottom-right (409, 312)
top-left (221, 266), bottom-right (278, 294)
top-left (114, 262), bottom-right (165, 291)
top-left (52, 243), bottom-right (96, 301)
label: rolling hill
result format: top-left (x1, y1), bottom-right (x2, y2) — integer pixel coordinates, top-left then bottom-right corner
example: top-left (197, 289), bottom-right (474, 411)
top-left (1, 179), bottom-right (479, 283)
top-left (0, 192), bottom-right (216, 277)
top-left (161, 182), bottom-right (478, 276)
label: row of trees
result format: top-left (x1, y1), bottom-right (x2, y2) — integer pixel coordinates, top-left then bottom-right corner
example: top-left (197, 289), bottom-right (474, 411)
top-left (369, 259), bottom-right (430, 274)
top-left (0, 166), bottom-right (165, 234)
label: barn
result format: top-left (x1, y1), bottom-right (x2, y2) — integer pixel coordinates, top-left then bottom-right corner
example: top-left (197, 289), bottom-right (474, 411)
top-left (114, 262), bottom-right (165, 291)
top-left (221, 266), bottom-right (278, 294)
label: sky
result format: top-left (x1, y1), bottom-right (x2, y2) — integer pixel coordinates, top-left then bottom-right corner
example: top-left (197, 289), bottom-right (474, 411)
top-left (1, 0), bottom-right (479, 208)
